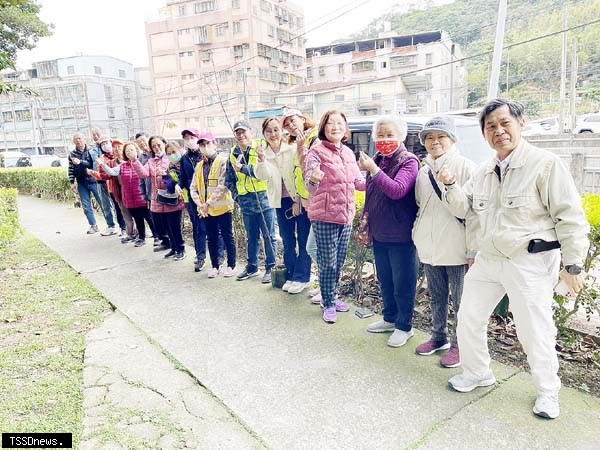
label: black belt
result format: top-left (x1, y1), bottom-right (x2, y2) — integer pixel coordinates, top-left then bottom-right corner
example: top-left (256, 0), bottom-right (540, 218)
top-left (527, 239), bottom-right (560, 253)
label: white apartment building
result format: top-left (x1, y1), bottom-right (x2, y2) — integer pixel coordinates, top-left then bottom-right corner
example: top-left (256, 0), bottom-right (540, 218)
top-left (304, 31), bottom-right (467, 115)
top-left (146, 0), bottom-right (306, 139)
top-left (0, 55), bottom-right (152, 155)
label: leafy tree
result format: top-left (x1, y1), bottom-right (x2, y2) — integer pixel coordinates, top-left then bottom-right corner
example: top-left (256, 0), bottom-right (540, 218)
top-left (0, 0), bottom-right (52, 94)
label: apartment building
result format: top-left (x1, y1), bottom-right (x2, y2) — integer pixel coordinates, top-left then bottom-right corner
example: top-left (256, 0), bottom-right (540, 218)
top-left (304, 31), bottom-right (467, 115)
top-left (145, 0), bottom-right (306, 139)
top-left (0, 55), bottom-right (151, 155)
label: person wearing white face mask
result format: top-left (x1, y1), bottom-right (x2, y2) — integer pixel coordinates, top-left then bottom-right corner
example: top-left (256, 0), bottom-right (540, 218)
top-left (178, 128), bottom-right (224, 272)
top-left (86, 135), bottom-right (117, 236)
top-left (412, 117), bottom-right (476, 369)
top-left (190, 131), bottom-right (237, 278)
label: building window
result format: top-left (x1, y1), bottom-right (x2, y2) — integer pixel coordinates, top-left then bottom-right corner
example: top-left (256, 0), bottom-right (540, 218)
top-left (104, 85), bottom-right (112, 99)
top-left (107, 107), bottom-right (115, 119)
top-left (196, 26), bottom-right (209, 44)
top-left (318, 66), bottom-right (325, 77)
top-left (15, 110), bottom-right (31, 121)
top-left (268, 25), bottom-right (275, 37)
top-left (94, 66), bottom-right (102, 75)
top-left (338, 63), bottom-right (344, 74)
top-left (381, 61), bottom-right (387, 69)
top-left (390, 55), bottom-right (417, 68)
top-left (334, 94), bottom-right (345, 102)
top-left (306, 67), bottom-right (312, 79)
top-left (2, 111), bottom-right (13, 122)
top-left (206, 116), bottom-right (215, 127)
top-left (126, 107), bottom-right (133, 119)
top-left (195, 1), bottom-right (216, 14)
top-left (426, 53), bottom-right (433, 65)
top-left (178, 4), bottom-right (186, 16)
top-left (260, 0), bottom-right (271, 13)
top-left (216, 22), bottom-right (229, 37)
top-left (119, 69), bottom-right (126, 78)
top-left (218, 70), bottom-right (231, 83)
top-left (232, 0), bottom-right (240, 8)
top-left (352, 60), bottom-right (374, 72)
top-left (67, 65), bottom-right (75, 75)
top-left (372, 93), bottom-right (382, 100)
top-left (199, 51), bottom-right (211, 62)
top-left (233, 45), bottom-right (244, 58)
top-left (233, 21), bottom-right (241, 34)
top-left (123, 86), bottom-right (130, 98)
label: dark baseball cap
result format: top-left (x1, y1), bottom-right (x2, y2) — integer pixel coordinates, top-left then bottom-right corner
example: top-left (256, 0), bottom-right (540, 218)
top-left (233, 120), bottom-right (252, 132)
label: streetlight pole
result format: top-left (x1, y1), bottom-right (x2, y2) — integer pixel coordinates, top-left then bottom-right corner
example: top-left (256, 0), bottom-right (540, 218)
top-left (488, 0), bottom-right (508, 100)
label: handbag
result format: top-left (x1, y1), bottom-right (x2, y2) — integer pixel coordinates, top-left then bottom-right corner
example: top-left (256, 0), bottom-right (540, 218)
top-left (156, 189), bottom-right (179, 206)
top-left (271, 264), bottom-right (288, 289)
top-left (355, 211), bottom-right (372, 248)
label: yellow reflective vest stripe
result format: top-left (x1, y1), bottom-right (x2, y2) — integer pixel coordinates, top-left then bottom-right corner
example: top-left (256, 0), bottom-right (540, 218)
top-left (196, 154), bottom-right (234, 216)
top-left (230, 140), bottom-right (268, 196)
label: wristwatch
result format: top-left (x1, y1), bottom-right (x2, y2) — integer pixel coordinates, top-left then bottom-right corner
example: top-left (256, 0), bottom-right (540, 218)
top-left (565, 264), bottom-right (582, 275)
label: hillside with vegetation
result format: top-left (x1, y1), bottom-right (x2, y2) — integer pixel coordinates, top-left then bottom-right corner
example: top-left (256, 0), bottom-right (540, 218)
top-left (348, 0), bottom-right (600, 117)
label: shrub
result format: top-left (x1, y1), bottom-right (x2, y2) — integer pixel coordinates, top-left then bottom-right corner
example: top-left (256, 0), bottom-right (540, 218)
top-left (0, 188), bottom-right (19, 250)
top-left (0, 167), bottom-right (71, 202)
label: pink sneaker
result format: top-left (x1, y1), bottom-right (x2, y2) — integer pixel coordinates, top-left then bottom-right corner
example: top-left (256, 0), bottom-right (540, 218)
top-left (311, 293), bottom-right (322, 304)
top-left (308, 287), bottom-right (320, 297)
top-left (207, 267), bottom-right (219, 278)
top-left (334, 298), bottom-right (350, 312)
top-left (322, 307), bottom-right (337, 323)
top-left (440, 347), bottom-right (461, 368)
top-left (222, 267), bottom-right (235, 278)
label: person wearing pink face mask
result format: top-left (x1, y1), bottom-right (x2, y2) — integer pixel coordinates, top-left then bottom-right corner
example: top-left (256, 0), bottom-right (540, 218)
top-left (358, 116), bottom-right (420, 348)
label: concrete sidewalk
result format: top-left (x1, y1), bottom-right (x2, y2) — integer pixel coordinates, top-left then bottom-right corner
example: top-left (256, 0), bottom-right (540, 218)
top-left (19, 196), bottom-right (600, 449)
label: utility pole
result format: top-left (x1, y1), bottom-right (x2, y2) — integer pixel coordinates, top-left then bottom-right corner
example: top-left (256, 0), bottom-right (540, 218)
top-left (449, 43), bottom-right (455, 111)
top-left (242, 67), bottom-right (249, 121)
top-left (487, 0), bottom-right (508, 100)
top-left (569, 38), bottom-right (578, 132)
top-left (558, 2), bottom-right (568, 134)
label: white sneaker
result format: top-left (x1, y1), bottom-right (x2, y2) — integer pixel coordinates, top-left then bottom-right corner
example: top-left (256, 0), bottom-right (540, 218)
top-left (288, 281), bottom-right (308, 294)
top-left (367, 320), bottom-right (395, 333)
top-left (387, 329), bottom-right (414, 347)
top-left (308, 287), bottom-right (320, 297)
top-left (533, 394), bottom-right (560, 419)
top-left (281, 280), bottom-right (294, 292)
top-left (100, 226), bottom-right (117, 236)
top-left (448, 371), bottom-right (496, 393)
top-left (310, 292), bottom-right (322, 304)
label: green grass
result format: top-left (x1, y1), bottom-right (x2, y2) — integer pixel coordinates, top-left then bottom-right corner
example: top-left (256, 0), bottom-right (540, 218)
top-left (0, 233), bottom-right (112, 446)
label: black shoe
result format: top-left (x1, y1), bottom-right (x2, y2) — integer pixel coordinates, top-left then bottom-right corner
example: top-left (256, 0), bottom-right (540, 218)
top-left (164, 250), bottom-right (176, 258)
top-left (134, 239), bottom-right (146, 247)
top-left (261, 269), bottom-right (272, 284)
top-left (236, 267), bottom-right (259, 281)
top-left (153, 245), bottom-right (169, 252)
top-left (174, 252), bottom-right (186, 261)
top-left (153, 238), bottom-right (161, 247)
top-left (194, 259), bottom-right (205, 272)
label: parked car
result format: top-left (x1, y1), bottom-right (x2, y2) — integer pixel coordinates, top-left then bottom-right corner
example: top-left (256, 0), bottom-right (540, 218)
top-left (573, 113), bottom-right (600, 134)
top-left (21, 148), bottom-right (66, 167)
top-left (0, 151), bottom-right (32, 168)
top-left (347, 114), bottom-right (493, 165)
top-left (522, 116), bottom-right (561, 136)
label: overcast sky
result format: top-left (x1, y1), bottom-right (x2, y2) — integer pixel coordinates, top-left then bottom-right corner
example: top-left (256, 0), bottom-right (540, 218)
top-left (16, 0), bottom-right (402, 69)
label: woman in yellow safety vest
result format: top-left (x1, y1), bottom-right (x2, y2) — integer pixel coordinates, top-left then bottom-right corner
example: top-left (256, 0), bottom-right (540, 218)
top-left (227, 120), bottom-right (278, 284)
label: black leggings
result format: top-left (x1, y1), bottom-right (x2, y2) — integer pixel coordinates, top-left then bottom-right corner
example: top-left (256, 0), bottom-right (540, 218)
top-left (129, 207), bottom-right (150, 240)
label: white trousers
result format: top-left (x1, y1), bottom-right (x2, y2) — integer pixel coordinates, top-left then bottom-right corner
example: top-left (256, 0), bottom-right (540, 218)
top-left (457, 250), bottom-right (561, 395)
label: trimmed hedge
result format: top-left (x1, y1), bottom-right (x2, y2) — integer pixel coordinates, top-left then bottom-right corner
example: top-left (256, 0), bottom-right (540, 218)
top-left (0, 187), bottom-right (19, 250)
top-left (0, 167), bottom-right (71, 202)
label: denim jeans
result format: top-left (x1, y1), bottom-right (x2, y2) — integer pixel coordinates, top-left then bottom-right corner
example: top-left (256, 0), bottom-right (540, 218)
top-left (206, 212), bottom-right (236, 269)
top-left (96, 182), bottom-right (115, 228)
top-left (275, 197), bottom-right (312, 283)
top-left (242, 208), bottom-right (277, 271)
top-left (77, 181), bottom-right (103, 226)
top-left (152, 211), bottom-right (170, 247)
top-left (372, 239), bottom-right (418, 331)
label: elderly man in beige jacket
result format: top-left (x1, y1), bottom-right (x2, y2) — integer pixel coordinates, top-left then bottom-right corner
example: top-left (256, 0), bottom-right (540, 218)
top-left (439, 98), bottom-right (589, 419)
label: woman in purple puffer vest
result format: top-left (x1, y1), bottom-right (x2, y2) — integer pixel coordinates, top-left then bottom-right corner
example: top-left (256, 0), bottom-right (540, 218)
top-left (358, 116), bottom-right (420, 349)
